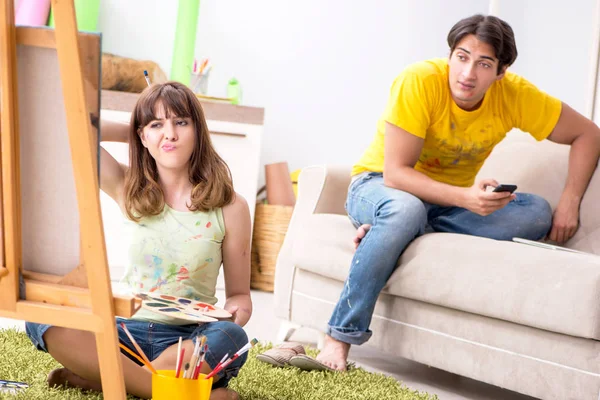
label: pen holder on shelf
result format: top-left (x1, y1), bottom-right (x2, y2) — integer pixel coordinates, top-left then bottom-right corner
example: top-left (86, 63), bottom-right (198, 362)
top-left (152, 370), bottom-right (213, 400)
top-left (190, 72), bottom-right (209, 95)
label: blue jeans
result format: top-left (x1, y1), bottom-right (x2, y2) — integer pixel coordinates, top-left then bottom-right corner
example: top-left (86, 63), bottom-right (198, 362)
top-left (327, 172), bottom-right (552, 345)
top-left (25, 318), bottom-right (248, 389)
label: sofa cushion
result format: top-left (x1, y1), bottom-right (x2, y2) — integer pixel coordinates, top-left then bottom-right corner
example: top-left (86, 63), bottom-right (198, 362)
top-left (291, 214), bottom-right (600, 340)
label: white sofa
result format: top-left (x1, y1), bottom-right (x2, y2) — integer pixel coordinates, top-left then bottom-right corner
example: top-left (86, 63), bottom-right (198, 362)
top-left (274, 136), bottom-right (600, 400)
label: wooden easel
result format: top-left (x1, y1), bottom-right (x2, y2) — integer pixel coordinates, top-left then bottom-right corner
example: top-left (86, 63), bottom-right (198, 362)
top-left (0, 1), bottom-right (138, 399)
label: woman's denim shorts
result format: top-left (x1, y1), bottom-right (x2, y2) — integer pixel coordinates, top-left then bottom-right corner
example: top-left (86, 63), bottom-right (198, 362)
top-left (25, 318), bottom-right (248, 389)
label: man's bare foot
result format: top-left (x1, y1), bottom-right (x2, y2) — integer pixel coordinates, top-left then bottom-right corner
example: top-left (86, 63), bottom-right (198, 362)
top-left (353, 224), bottom-right (372, 250)
top-left (47, 367), bottom-right (102, 392)
top-left (316, 335), bottom-right (350, 371)
top-left (210, 387), bottom-right (240, 400)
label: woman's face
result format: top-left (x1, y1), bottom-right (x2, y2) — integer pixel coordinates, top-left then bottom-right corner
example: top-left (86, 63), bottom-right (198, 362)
top-left (139, 103), bottom-right (196, 173)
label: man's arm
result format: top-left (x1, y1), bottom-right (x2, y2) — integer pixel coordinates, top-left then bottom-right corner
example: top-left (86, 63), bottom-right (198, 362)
top-left (546, 103), bottom-right (600, 242)
top-left (383, 122), bottom-right (513, 215)
top-left (383, 122), bottom-right (461, 206)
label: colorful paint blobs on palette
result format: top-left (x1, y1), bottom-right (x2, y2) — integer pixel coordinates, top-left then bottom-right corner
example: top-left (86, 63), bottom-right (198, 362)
top-left (136, 292), bottom-right (232, 323)
top-left (158, 307), bottom-right (180, 312)
top-left (141, 304), bottom-right (216, 323)
top-left (145, 302), bottom-right (170, 308)
top-left (136, 293), bottom-right (151, 301)
top-left (183, 312), bottom-right (211, 321)
top-left (191, 303), bottom-right (231, 319)
top-left (194, 302), bottom-right (215, 311)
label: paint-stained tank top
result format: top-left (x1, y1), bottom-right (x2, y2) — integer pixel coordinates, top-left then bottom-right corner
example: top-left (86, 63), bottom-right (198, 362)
top-left (121, 205), bottom-right (225, 325)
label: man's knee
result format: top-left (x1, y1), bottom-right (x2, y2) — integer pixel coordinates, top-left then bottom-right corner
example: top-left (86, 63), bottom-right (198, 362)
top-left (378, 192), bottom-right (427, 234)
top-left (516, 193), bottom-right (553, 240)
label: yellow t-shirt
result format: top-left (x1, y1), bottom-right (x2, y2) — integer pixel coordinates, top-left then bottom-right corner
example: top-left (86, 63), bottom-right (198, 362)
top-left (352, 58), bottom-right (562, 187)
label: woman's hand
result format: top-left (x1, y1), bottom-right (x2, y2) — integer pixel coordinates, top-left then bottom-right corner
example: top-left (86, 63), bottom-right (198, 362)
top-left (223, 296), bottom-right (252, 326)
top-left (224, 304), bottom-right (252, 326)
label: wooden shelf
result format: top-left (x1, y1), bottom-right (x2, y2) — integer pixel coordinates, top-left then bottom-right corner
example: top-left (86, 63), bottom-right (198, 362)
top-left (101, 90), bottom-right (265, 126)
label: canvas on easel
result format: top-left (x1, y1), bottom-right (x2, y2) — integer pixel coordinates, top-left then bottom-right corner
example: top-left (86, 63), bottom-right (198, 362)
top-left (0, 1), bottom-right (139, 399)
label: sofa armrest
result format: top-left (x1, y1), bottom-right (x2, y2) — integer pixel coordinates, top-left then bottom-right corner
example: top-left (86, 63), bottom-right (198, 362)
top-left (274, 165), bottom-right (351, 320)
top-left (312, 165), bottom-right (353, 215)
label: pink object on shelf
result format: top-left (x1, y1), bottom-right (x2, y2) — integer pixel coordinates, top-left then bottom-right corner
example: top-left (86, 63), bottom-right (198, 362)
top-left (15, 0), bottom-right (51, 26)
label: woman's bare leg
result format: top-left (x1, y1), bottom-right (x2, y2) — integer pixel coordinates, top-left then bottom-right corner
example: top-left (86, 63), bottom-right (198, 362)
top-left (152, 340), bottom-right (239, 400)
top-left (44, 326), bottom-right (152, 399)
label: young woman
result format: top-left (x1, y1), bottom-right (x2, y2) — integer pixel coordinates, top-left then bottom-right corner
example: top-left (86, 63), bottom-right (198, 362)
top-left (25, 82), bottom-right (252, 400)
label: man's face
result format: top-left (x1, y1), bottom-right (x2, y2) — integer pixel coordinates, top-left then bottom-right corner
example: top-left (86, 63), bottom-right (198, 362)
top-left (448, 34), bottom-right (506, 111)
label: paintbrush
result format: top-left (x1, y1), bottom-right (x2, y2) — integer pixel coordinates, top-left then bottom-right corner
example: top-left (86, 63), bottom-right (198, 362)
top-left (120, 323), bottom-right (157, 374)
top-left (205, 338), bottom-right (258, 380)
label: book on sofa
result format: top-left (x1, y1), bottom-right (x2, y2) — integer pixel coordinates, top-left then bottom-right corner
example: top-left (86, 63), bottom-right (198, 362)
top-left (512, 237), bottom-right (590, 255)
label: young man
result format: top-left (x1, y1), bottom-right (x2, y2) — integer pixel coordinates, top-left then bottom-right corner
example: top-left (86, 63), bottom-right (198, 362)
top-left (316, 14), bottom-right (600, 371)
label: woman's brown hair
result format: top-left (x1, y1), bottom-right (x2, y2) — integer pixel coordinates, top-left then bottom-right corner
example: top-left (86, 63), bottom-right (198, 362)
top-left (124, 81), bottom-right (234, 221)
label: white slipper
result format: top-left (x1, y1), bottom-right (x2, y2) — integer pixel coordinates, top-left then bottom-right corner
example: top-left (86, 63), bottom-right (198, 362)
top-left (255, 342), bottom-right (306, 367)
top-left (288, 354), bottom-right (335, 372)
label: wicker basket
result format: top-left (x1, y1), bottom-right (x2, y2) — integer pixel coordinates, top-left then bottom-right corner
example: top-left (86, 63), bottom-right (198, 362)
top-left (251, 203), bottom-right (293, 292)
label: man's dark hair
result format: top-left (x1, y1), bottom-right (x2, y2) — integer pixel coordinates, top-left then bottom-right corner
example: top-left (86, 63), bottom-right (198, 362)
top-left (447, 14), bottom-right (517, 74)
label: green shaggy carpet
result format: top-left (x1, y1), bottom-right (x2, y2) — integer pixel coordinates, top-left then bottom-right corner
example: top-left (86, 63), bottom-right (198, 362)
top-left (0, 328), bottom-right (437, 399)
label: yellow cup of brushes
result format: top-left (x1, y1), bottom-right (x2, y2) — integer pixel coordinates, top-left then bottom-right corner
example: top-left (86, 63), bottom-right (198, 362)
top-left (152, 370), bottom-right (213, 400)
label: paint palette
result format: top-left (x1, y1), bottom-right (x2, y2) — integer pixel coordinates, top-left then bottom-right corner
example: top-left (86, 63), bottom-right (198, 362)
top-left (136, 292), bottom-right (232, 323)
top-left (141, 303), bottom-right (217, 323)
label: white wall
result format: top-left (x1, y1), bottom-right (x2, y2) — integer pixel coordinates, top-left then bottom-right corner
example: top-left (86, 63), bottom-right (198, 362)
top-left (495, 0), bottom-right (597, 117)
top-left (99, 0), bottom-right (487, 180)
top-left (98, 1), bottom-right (599, 186)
